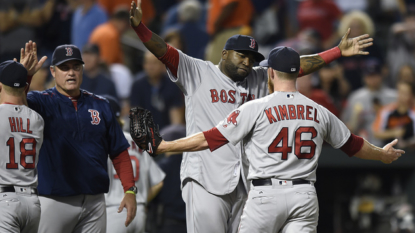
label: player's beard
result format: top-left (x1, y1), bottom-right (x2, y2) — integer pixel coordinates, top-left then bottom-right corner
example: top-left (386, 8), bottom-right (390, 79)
top-left (224, 61), bottom-right (249, 82)
top-left (268, 76), bottom-right (274, 93)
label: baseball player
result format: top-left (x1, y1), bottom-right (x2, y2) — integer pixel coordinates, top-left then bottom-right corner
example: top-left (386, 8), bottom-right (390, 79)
top-left (19, 41), bottom-right (137, 233)
top-left (103, 95), bottom-right (166, 233)
top-left (145, 46), bottom-right (404, 233)
top-left (0, 60), bottom-right (44, 233)
top-left (129, 1), bottom-right (374, 232)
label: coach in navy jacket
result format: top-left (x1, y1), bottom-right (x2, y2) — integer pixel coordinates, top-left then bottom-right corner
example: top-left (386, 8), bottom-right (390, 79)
top-left (22, 42), bottom-right (137, 233)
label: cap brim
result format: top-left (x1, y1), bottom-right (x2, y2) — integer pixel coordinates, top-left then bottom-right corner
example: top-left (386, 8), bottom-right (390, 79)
top-left (234, 50), bottom-right (265, 62)
top-left (54, 58), bottom-right (84, 66)
top-left (259, 60), bottom-right (269, 67)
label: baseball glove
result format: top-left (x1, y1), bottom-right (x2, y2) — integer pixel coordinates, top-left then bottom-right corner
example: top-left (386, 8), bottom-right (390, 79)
top-left (129, 107), bottom-right (162, 157)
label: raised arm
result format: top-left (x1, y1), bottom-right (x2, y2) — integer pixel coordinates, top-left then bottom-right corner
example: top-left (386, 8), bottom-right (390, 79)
top-left (130, 0), bottom-right (167, 58)
top-left (298, 28), bottom-right (373, 76)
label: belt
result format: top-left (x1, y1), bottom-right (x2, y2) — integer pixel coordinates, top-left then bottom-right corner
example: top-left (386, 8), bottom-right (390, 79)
top-left (0, 186), bottom-right (38, 195)
top-left (252, 178), bottom-right (311, 186)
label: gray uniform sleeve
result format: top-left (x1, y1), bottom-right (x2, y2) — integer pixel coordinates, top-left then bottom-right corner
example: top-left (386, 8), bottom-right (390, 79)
top-left (166, 50), bottom-right (210, 96)
top-left (216, 102), bottom-right (260, 146)
top-left (322, 106), bottom-right (351, 149)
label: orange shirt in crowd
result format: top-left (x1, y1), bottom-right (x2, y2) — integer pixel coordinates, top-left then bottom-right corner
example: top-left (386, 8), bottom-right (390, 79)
top-left (89, 22), bottom-right (123, 64)
top-left (98, 0), bottom-right (155, 24)
top-left (207, 0), bottom-right (253, 35)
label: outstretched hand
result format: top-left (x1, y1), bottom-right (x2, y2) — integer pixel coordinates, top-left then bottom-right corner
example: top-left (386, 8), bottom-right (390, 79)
top-left (14, 40), bottom-right (47, 76)
top-left (130, 0), bottom-right (142, 27)
top-left (381, 139), bottom-right (405, 164)
top-left (337, 28), bottom-right (374, 57)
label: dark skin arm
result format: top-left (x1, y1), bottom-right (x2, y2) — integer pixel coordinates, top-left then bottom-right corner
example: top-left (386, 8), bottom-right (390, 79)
top-left (130, 1), bottom-right (374, 73)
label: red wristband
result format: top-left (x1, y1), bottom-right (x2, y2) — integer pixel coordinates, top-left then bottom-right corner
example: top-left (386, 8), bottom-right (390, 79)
top-left (318, 47), bottom-right (341, 64)
top-left (132, 22), bottom-right (152, 43)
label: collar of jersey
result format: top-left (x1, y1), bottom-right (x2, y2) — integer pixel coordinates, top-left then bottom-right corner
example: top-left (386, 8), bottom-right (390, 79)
top-left (52, 87), bottom-right (85, 105)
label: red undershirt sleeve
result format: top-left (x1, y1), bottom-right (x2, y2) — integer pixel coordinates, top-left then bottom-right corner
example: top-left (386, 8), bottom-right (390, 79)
top-left (158, 44), bottom-right (180, 77)
top-left (203, 127), bottom-right (229, 152)
top-left (340, 134), bottom-right (364, 157)
top-left (110, 149), bottom-right (135, 192)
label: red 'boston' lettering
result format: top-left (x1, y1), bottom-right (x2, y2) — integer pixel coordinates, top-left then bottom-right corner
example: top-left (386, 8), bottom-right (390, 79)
top-left (241, 93), bottom-right (247, 103)
top-left (210, 89), bottom-right (219, 103)
top-left (228, 90), bottom-right (236, 103)
top-left (265, 108), bottom-right (277, 124)
top-left (220, 90), bottom-right (228, 103)
top-left (288, 105), bottom-right (296, 120)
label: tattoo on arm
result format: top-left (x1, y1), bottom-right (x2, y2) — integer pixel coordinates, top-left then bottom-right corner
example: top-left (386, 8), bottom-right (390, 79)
top-left (143, 33), bottom-right (168, 57)
top-left (299, 55), bottom-right (326, 75)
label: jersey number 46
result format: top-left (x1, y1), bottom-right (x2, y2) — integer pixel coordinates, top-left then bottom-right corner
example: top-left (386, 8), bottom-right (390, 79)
top-left (268, 127), bottom-right (317, 160)
top-left (6, 137), bottom-right (37, 169)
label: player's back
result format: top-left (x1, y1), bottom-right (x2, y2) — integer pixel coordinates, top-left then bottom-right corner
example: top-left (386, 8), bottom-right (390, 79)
top-left (228, 91), bottom-right (350, 182)
top-left (0, 104), bottom-right (44, 188)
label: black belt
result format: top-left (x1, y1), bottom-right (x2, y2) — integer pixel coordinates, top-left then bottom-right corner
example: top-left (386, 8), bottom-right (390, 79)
top-left (252, 178), bottom-right (311, 186)
top-left (0, 186), bottom-right (38, 195)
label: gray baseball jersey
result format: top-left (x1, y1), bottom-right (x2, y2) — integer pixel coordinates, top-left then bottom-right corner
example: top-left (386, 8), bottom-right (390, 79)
top-left (216, 91), bottom-right (350, 181)
top-left (106, 132), bottom-right (165, 207)
top-left (166, 50), bottom-right (268, 195)
top-left (0, 104), bottom-right (44, 187)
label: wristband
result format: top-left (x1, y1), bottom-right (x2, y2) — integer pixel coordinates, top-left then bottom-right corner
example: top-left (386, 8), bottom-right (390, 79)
top-left (133, 22), bottom-right (152, 43)
top-left (125, 191), bottom-right (136, 195)
top-left (318, 47), bottom-right (341, 64)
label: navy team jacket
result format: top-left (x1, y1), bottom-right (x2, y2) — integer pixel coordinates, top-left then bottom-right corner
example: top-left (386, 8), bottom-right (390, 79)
top-left (27, 87), bottom-right (129, 196)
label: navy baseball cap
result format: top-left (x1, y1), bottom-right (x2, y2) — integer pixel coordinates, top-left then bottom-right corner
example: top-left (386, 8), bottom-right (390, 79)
top-left (0, 60), bottom-right (28, 88)
top-left (363, 59), bottom-right (382, 76)
top-left (224, 35), bottom-right (265, 62)
top-left (52, 44), bottom-right (84, 66)
top-left (259, 46), bottom-right (300, 73)
top-left (102, 95), bottom-right (121, 118)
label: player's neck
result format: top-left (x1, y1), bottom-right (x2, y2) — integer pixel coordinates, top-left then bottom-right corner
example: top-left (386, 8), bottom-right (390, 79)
top-left (273, 79), bottom-right (297, 92)
top-left (0, 94), bottom-right (26, 106)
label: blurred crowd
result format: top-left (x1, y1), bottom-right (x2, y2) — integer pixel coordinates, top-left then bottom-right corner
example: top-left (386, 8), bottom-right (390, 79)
top-left (1, 0), bottom-right (415, 232)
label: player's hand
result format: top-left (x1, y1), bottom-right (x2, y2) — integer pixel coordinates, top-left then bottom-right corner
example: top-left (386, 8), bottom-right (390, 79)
top-left (130, 0), bottom-right (142, 27)
top-left (381, 139), bottom-right (405, 164)
top-left (14, 40), bottom-right (47, 76)
top-left (337, 28), bottom-right (374, 57)
top-left (118, 193), bottom-right (137, 227)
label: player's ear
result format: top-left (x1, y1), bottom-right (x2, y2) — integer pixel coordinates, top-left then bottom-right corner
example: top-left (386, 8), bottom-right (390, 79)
top-left (267, 67), bottom-right (275, 80)
top-left (222, 50), bottom-right (228, 60)
top-left (50, 66), bottom-right (56, 78)
top-left (0, 82), bottom-right (2, 93)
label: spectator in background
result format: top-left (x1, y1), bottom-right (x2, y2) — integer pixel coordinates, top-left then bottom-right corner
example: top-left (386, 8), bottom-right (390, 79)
top-left (297, 74), bottom-right (340, 116)
top-left (80, 43), bottom-right (118, 99)
top-left (89, 8), bottom-right (130, 65)
top-left (387, 10), bottom-right (415, 86)
top-left (109, 63), bottom-right (133, 118)
top-left (154, 124), bottom-right (187, 233)
top-left (373, 81), bottom-right (415, 149)
top-left (71, 0), bottom-right (107, 51)
top-left (163, 0), bottom-right (209, 60)
top-left (36, 0), bottom-right (75, 61)
top-left (297, 0), bottom-right (342, 49)
top-left (318, 61), bottom-right (350, 110)
top-left (205, 0), bottom-right (253, 64)
top-left (337, 10), bottom-right (383, 91)
top-left (0, 0), bottom-right (54, 62)
top-left (397, 64), bottom-right (415, 83)
top-left (277, 28), bottom-right (323, 55)
top-left (129, 51), bottom-right (185, 130)
top-left (98, 0), bottom-right (155, 25)
top-left (342, 59), bottom-right (397, 146)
